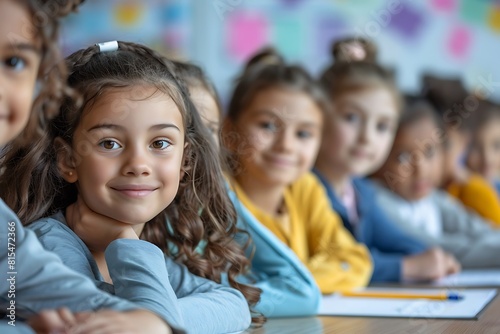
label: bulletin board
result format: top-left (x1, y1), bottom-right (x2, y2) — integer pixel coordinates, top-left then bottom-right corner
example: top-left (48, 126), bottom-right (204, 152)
top-left (61, 0), bottom-right (500, 104)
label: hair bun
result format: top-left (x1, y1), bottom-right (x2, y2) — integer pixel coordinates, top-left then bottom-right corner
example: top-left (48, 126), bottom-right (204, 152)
top-left (331, 37), bottom-right (378, 64)
top-left (243, 47), bottom-right (285, 73)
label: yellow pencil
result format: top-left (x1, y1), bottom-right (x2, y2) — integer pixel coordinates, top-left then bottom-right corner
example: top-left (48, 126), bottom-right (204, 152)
top-left (340, 290), bottom-right (464, 301)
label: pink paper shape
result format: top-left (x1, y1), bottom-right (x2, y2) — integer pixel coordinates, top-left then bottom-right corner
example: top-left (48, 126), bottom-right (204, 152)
top-left (447, 25), bottom-right (472, 59)
top-left (227, 12), bottom-right (269, 62)
top-left (431, 0), bottom-right (457, 12)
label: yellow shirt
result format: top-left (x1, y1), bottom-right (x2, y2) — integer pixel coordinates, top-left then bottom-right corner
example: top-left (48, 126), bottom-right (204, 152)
top-left (447, 174), bottom-right (500, 227)
top-left (233, 173), bottom-right (373, 294)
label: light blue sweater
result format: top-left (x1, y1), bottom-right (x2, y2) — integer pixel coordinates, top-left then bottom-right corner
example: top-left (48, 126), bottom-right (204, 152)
top-left (0, 199), bottom-right (168, 333)
top-left (27, 211), bottom-right (251, 334)
top-left (230, 190), bottom-right (321, 317)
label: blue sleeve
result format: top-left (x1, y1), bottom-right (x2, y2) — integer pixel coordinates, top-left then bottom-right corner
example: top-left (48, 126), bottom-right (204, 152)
top-left (165, 257), bottom-right (251, 334)
top-left (230, 191), bottom-right (321, 318)
top-left (105, 239), bottom-right (184, 328)
top-left (0, 203), bottom-right (138, 320)
top-left (27, 218), bottom-right (183, 328)
top-left (368, 250), bottom-right (404, 282)
top-left (355, 180), bottom-right (429, 282)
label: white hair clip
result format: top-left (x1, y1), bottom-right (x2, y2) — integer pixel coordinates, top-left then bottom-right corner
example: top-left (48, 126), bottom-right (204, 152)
top-left (96, 41), bottom-right (119, 53)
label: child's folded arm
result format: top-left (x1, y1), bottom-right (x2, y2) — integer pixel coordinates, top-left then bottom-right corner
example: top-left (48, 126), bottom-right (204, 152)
top-left (26, 214), bottom-right (184, 328)
top-left (1, 210), bottom-right (136, 319)
top-left (166, 258), bottom-right (251, 334)
top-left (105, 239), bottom-right (184, 328)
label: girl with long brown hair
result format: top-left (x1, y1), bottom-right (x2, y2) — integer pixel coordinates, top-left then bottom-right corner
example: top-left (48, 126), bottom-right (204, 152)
top-left (1, 40), bottom-right (260, 333)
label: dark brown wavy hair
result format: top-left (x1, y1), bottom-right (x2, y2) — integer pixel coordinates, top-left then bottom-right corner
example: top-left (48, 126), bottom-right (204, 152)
top-left (0, 41), bottom-right (261, 317)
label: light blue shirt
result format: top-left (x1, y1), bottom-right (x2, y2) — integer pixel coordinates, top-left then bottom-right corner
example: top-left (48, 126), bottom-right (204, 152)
top-left (0, 200), bottom-right (141, 332)
top-left (28, 211), bottom-right (251, 334)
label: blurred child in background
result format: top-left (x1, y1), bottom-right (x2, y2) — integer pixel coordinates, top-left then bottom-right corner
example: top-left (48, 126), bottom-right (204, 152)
top-left (314, 38), bottom-right (458, 283)
top-left (175, 60), bottom-right (322, 317)
top-left (372, 99), bottom-right (500, 269)
top-left (222, 47), bottom-right (373, 295)
top-left (466, 102), bottom-right (500, 198)
top-left (423, 76), bottom-right (500, 226)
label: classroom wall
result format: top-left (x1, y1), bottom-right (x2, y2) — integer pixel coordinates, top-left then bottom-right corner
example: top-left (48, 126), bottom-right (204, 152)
top-left (60, 0), bottom-right (500, 104)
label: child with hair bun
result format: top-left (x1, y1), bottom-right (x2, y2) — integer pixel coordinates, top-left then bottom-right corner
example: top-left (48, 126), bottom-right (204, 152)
top-left (314, 38), bottom-right (459, 282)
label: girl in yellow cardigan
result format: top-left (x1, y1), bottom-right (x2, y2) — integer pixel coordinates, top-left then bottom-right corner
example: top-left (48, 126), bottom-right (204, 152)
top-left (222, 48), bottom-right (373, 294)
top-left (466, 103), bottom-right (500, 200)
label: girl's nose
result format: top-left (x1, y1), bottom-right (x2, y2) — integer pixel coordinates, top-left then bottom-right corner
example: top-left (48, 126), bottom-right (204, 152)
top-left (274, 128), bottom-right (294, 153)
top-left (121, 149), bottom-right (152, 176)
top-left (358, 120), bottom-right (374, 145)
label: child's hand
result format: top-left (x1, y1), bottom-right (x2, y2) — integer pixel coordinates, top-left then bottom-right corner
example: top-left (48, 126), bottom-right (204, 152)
top-left (444, 252), bottom-right (461, 275)
top-left (70, 310), bottom-right (172, 334)
top-left (28, 308), bottom-right (76, 334)
top-left (66, 196), bottom-right (139, 252)
top-left (402, 247), bottom-right (458, 281)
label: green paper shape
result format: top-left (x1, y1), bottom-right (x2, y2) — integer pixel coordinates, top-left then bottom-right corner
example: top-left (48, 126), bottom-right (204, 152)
top-left (460, 0), bottom-right (489, 26)
top-left (273, 16), bottom-right (304, 59)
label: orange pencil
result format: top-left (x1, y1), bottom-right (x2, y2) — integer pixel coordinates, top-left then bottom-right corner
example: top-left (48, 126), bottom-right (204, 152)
top-left (340, 290), bottom-right (463, 301)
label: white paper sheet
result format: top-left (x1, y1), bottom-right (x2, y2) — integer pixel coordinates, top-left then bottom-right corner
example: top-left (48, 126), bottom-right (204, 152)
top-left (319, 288), bottom-right (497, 319)
top-left (433, 270), bottom-right (500, 287)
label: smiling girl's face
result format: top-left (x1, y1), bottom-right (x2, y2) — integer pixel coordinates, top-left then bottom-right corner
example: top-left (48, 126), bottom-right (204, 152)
top-left (319, 86), bottom-right (399, 177)
top-left (59, 86), bottom-right (186, 226)
top-left (230, 87), bottom-right (323, 188)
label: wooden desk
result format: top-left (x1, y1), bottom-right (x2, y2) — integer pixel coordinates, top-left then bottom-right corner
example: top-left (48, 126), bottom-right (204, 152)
top-left (248, 292), bottom-right (500, 334)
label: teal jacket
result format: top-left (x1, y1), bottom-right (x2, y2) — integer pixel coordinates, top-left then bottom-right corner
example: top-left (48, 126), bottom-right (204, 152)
top-left (230, 190), bottom-right (321, 317)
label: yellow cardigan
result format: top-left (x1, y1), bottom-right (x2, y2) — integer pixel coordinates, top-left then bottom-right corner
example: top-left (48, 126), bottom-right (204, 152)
top-left (233, 173), bottom-right (373, 294)
top-left (447, 174), bottom-right (500, 227)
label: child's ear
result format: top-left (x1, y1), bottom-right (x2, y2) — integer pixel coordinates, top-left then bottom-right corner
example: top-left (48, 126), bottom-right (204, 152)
top-left (54, 137), bottom-right (78, 183)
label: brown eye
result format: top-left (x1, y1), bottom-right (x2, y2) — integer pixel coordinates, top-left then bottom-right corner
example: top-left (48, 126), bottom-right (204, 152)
top-left (151, 140), bottom-right (170, 150)
top-left (99, 140), bottom-right (120, 150)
